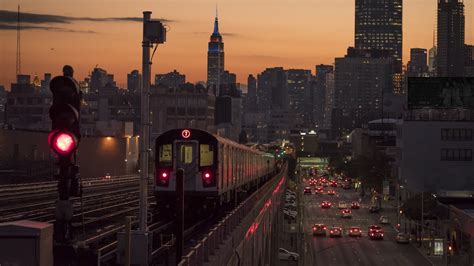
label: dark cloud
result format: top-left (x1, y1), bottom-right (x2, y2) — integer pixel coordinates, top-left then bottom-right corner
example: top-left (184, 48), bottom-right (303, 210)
top-left (0, 10), bottom-right (172, 25)
top-left (0, 23), bottom-right (97, 33)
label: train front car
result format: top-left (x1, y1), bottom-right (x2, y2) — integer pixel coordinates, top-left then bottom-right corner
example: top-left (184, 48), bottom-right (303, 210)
top-left (155, 129), bottom-right (219, 216)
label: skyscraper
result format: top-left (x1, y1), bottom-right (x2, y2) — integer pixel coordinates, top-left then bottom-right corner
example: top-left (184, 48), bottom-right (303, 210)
top-left (246, 75), bottom-right (257, 112)
top-left (437, 0), bottom-right (465, 77)
top-left (257, 67), bottom-right (287, 112)
top-left (285, 69), bottom-right (312, 128)
top-left (332, 48), bottom-right (393, 137)
top-left (407, 48), bottom-right (428, 77)
top-left (355, 0), bottom-right (403, 73)
top-left (155, 70), bottom-right (185, 89)
top-left (127, 70), bottom-right (142, 93)
top-left (207, 11), bottom-right (224, 94)
top-left (314, 65), bottom-right (334, 129)
top-left (90, 68), bottom-right (108, 93)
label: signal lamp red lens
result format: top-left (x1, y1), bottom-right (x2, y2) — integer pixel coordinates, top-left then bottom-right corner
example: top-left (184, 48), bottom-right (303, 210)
top-left (50, 131), bottom-right (76, 155)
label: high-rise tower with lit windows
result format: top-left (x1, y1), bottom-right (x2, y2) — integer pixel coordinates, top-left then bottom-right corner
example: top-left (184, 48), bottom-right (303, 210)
top-left (207, 10), bottom-right (224, 94)
top-left (355, 0), bottom-right (403, 73)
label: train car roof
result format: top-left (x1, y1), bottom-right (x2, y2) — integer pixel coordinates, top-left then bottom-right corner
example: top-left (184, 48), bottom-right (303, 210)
top-left (156, 128), bottom-right (273, 156)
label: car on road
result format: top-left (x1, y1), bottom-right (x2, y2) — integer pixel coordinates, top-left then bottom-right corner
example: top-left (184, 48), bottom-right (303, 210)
top-left (396, 233), bottom-right (410, 244)
top-left (327, 190), bottom-right (336, 195)
top-left (338, 201), bottom-right (348, 209)
top-left (278, 248), bottom-right (299, 261)
top-left (351, 202), bottom-right (360, 209)
top-left (380, 216), bottom-right (390, 224)
top-left (104, 173), bottom-right (111, 180)
top-left (330, 181), bottom-right (338, 187)
top-left (329, 226), bottom-right (343, 237)
top-left (341, 209), bottom-right (352, 218)
top-left (303, 186), bottom-right (312, 195)
top-left (312, 224), bottom-right (327, 236)
top-left (348, 226), bottom-right (362, 237)
top-left (368, 225), bottom-right (384, 240)
top-left (320, 201), bottom-right (332, 209)
top-left (369, 206), bottom-right (380, 213)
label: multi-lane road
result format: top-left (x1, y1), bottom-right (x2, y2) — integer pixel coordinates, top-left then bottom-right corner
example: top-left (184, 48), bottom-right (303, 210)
top-left (300, 182), bottom-right (432, 266)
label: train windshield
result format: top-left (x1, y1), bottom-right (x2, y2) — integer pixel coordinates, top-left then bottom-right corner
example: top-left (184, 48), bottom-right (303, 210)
top-left (179, 144), bottom-right (194, 164)
top-left (158, 144), bottom-right (172, 166)
top-left (200, 144), bottom-right (214, 166)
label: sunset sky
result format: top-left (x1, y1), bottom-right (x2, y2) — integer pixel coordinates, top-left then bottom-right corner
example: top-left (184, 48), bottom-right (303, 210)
top-left (1, 0), bottom-right (473, 88)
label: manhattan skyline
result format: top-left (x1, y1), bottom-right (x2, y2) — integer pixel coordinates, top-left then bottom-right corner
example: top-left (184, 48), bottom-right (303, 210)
top-left (1, 0), bottom-right (473, 88)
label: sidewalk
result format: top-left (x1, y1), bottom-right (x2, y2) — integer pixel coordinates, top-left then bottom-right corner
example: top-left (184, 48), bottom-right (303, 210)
top-left (276, 219), bottom-right (299, 266)
top-left (379, 194), bottom-right (470, 266)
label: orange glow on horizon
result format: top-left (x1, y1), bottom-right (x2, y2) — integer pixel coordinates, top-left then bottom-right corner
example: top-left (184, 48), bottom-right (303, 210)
top-left (0, 0), bottom-right (473, 88)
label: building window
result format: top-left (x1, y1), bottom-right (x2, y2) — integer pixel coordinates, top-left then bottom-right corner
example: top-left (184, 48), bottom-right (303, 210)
top-left (441, 129), bottom-right (473, 141)
top-left (441, 149), bottom-right (472, 161)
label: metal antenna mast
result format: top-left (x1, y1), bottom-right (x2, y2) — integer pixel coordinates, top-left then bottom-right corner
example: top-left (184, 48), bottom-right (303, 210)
top-left (16, 5), bottom-right (21, 76)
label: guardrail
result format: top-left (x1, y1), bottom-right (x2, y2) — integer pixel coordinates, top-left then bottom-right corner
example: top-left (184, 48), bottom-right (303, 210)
top-left (178, 166), bottom-right (287, 266)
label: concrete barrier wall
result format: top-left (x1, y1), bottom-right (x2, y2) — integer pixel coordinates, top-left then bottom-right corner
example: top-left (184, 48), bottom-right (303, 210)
top-left (178, 166), bottom-right (286, 266)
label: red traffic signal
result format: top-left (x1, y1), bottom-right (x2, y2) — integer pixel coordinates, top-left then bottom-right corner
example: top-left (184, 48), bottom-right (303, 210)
top-left (48, 130), bottom-right (77, 156)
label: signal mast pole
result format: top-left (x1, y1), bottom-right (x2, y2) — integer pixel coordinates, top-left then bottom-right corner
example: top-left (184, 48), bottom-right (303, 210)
top-left (139, 11), bottom-right (152, 233)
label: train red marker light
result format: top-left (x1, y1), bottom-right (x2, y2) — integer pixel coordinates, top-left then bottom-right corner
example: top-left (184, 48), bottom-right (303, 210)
top-left (157, 169), bottom-right (171, 185)
top-left (202, 172), bottom-right (213, 184)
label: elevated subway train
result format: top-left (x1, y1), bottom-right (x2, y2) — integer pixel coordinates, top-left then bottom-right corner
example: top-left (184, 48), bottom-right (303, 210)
top-left (154, 128), bottom-right (276, 214)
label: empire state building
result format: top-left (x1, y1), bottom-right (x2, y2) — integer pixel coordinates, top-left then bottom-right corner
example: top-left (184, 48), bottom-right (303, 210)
top-left (207, 11), bottom-right (224, 94)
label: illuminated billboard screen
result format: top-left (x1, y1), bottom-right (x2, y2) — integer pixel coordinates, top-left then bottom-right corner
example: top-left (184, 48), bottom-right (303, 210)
top-left (408, 77), bottom-right (474, 109)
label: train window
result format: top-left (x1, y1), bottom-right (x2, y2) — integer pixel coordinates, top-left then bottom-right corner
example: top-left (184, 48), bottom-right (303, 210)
top-left (159, 144), bottom-right (172, 165)
top-left (178, 145), bottom-right (194, 164)
top-left (200, 144), bottom-right (214, 166)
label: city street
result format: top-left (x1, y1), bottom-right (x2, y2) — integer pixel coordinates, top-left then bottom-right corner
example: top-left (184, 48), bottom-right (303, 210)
top-left (301, 183), bottom-right (432, 266)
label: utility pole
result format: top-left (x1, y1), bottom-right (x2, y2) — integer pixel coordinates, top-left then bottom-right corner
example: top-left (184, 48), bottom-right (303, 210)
top-left (118, 11), bottom-right (166, 266)
top-left (138, 10), bottom-right (166, 233)
top-left (139, 11), bottom-right (152, 233)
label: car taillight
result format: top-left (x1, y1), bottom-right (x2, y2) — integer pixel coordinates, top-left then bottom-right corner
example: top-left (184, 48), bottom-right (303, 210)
top-left (324, 226), bottom-right (327, 230)
top-left (330, 230), bottom-right (334, 233)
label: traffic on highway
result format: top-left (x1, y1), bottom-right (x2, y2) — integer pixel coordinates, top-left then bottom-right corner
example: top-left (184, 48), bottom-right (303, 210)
top-left (279, 172), bottom-right (433, 266)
